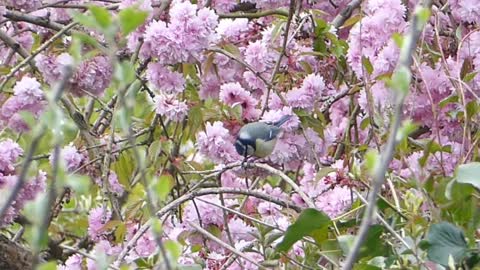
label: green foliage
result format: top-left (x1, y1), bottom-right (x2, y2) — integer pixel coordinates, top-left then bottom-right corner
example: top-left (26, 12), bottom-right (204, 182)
top-left (275, 208), bottom-right (331, 252)
top-left (338, 225), bottom-right (391, 261)
top-left (118, 8), bottom-right (148, 36)
top-left (424, 222), bottom-right (470, 267)
top-left (455, 162), bottom-right (480, 190)
top-left (387, 66), bottom-right (411, 96)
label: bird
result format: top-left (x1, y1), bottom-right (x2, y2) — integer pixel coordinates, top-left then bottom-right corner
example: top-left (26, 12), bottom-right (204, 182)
top-left (234, 115), bottom-right (292, 159)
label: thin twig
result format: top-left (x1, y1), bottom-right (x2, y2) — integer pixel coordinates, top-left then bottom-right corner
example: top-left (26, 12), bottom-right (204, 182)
top-left (187, 221), bottom-right (268, 270)
top-left (331, 0), bottom-right (363, 29)
top-left (341, 1), bottom-right (432, 268)
top-left (252, 163), bottom-right (316, 208)
top-left (218, 9), bottom-right (289, 19)
top-left (261, 0), bottom-right (296, 115)
top-left (0, 29), bottom-right (33, 66)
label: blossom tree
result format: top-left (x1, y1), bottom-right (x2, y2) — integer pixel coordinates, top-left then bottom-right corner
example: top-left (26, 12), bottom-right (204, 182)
top-left (0, 0), bottom-right (479, 269)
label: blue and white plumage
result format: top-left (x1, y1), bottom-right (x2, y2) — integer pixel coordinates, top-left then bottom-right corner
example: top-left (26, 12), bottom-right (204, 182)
top-left (234, 115), bottom-right (291, 158)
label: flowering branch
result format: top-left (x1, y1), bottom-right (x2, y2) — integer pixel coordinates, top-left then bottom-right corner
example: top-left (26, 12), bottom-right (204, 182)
top-left (0, 65), bottom-right (74, 225)
top-left (187, 221), bottom-right (268, 270)
top-left (112, 187), bottom-right (302, 267)
top-left (0, 22), bottom-right (77, 92)
top-left (341, 1), bottom-right (433, 268)
top-left (252, 163), bottom-right (316, 208)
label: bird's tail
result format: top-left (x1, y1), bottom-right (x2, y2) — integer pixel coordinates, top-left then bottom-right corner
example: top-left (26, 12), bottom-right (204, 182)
top-left (273, 115), bottom-right (292, 127)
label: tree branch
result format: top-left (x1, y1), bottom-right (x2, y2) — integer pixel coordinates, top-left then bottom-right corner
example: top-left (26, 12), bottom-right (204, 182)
top-left (341, 1), bottom-right (432, 268)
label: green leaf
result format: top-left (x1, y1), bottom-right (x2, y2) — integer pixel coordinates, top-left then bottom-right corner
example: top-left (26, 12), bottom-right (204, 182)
top-left (89, 5), bottom-right (112, 29)
top-left (392, 33), bottom-right (403, 48)
top-left (66, 174), bottom-right (91, 194)
top-left (361, 56), bottom-right (373, 75)
top-left (338, 225), bottom-right (389, 260)
top-left (341, 13), bottom-right (362, 28)
top-left (415, 7), bottom-right (431, 26)
top-left (388, 66), bottom-right (411, 96)
top-left (396, 120), bottom-right (417, 142)
top-left (114, 60), bottom-right (136, 86)
top-left (364, 150), bottom-right (379, 175)
top-left (463, 71), bottom-right (478, 82)
top-left (118, 7), bottom-right (148, 36)
top-left (455, 162), bottom-right (480, 190)
top-left (426, 222), bottom-right (468, 267)
top-left (73, 12), bottom-right (100, 29)
top-left (275, 208), bottom-right (331, 252)
top-left (165, 240), bottom-right (182, 260)
top-left (154, 174), bottom-right (174, 201)
top-left (36, 261), bottom-right (58, 270)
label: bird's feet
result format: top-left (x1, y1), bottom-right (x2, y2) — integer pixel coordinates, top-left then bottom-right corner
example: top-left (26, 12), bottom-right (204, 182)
top-left (241, 157), bottom-right (257, 169)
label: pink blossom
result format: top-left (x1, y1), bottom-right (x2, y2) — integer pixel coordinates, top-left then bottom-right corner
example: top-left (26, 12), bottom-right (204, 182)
top-left (0, 76), bottom-right (46, 132)
top-left (0, 23), bottom-right (34, 66)
top-left (261, 107), bottom-right (299, 131)
top-left (119, 0), bottom-right (153, 11)
top-left (243, 70), bottom-right (267, 92)
top-left (71, 56), bottom-right (113, 97)
top-left (196, 121), bottom-right (241, 163)
top-left (199, 0), bottom-right (237, 12)
top-left (216, 18), bottom-right (249, 40)
top-left (1, 171), bottom-right (47, 226)
top-left (450, 0), bottom-right (480, 24)
top-left (4, 0), bottom-right (42, 12)
top-left (286, 73), bottom-right (326, 111)
top-left (219, 82), bottom-right (260, 120)
top-left (199, 73), bottom-right (222, 100)
top-left (50, 144), bottom-right (85, 173)
top-left (0, 139), bottom-right (23, 175)
top-left (126, 223), bottom-right (157, 258)
top-left (95, 171), bottom-right (124, 196)
top-left (58, 254), bottom-right (84, 270)
top-left (142, 1), bottom-right (218, 64)
top-left (244, 40), bottom-right (270, 72)
top-left (153, 94), bottom-right (188, 122)
top-left (35, 53), bottom-right (74, 86)
top-left (226, 218), bottom-right (255, 242)
top-left (183, 195), bottom-right (224, 227)
top-left (347, 0), bottom-right (406, 76)
top-left (146, 62), bottom-right (185, 94)
top-left (88, 207), bottom-right (112, 241)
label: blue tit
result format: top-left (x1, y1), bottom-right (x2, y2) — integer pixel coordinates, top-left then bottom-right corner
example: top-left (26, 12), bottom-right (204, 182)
top-left (234, 115), bottom-right (291, 158)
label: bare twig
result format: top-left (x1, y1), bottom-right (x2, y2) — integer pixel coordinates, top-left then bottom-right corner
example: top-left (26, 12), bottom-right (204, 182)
top-left (331, 0), bottom-right (363, 29)
top-left (187, 221), bottom-right (268, 270)
top-left (341, 1), bottom-right (432, 268)
top-left (261, 0), bottom-right (296, 115)
top-left (3, 10), bottom-right (70, 33)
top-left (218, 9), bottom-right (289, 19)
top-left (252, 163), bottom-right (316, 208)
top-left (0, 29), bottom-right (33, 65)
